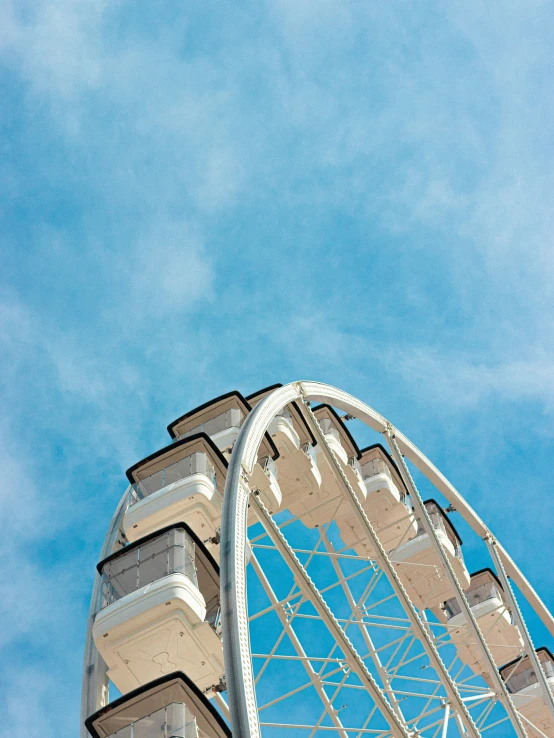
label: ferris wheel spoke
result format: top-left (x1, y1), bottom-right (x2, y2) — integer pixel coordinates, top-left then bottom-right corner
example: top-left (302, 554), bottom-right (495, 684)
top-left (319, 527), bottom-right (406, 720)
top-left (82, 382), bottom-right (554, 738)
top-left (295, 400), bottom-right (487, 738)
top-left (249, 553), bottom-right (351, 736)
top-left (250, 494), bottom-right (417, 738)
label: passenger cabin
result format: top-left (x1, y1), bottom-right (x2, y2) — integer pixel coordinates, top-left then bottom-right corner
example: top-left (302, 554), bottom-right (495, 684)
top-left (86, 671), bottom-right (231, 738)
top-left (167, 391), bottom-right (282, 517)
top-left (92, 524), bottom-right (224, 696)
top-left (123, 434), bottom-right (228, 559)
top-left (444, 568), bottom-right (524, 675)
top-left (286, 404), bottom-right (366, 528)
top-left (246, 384), bottom-right (321, 510)
top-left (500, 649), bottom-right (554, 738)
top-left (390, 500), bottom-right (470, 610)
top-left (337, 445), bottom-right (417, 558)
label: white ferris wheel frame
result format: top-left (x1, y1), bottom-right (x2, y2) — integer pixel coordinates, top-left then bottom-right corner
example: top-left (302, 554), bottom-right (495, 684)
top-left (81, 380), bottom-right (554, 738)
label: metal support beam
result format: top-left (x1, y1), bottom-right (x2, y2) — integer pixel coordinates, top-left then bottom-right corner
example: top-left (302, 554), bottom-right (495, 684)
top-left (249, 492), bottom-right (412, 738)
top-left (486, 536), bottom-right (554, 724)
top-left (299, 381), bottom-right (554, 641)
top-left (213, 692), bottom-right (231, 722)
top-left (250, 553), bottom-right (350, 737)
top-left (297, 396), bottom-right (483, 738)
top-left (81, 486), bottom-right (131, 738)
top-left (385, 430), bottom-right (529, 738)
top-left (441, 703), bottom-right (451, 738)
top-left (318, 527), bottom-right (405, 722)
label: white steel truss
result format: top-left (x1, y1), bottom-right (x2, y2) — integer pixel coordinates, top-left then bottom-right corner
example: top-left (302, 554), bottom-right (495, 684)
top-left (81, 380), bottom-right (554, 738)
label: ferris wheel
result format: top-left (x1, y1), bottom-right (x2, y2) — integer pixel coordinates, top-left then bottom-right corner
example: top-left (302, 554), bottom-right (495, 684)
top-left (81, 381), bottom-right (554, 738)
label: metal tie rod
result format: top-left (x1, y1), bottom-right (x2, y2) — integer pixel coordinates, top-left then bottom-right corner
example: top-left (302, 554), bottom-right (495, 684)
top-left (250, 552), bottom-right (350, 738)
top-left (249, 491), bottom-right (413, 738)
top-left (296, 395), bottom-right (482, 738)
top-left (385, 429), bottom-right (529, 738)
top-left (486, 535), bottom-right (554, 724)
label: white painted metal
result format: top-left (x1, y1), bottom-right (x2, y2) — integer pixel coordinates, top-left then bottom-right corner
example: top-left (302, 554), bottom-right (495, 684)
top-left (298, 381), bottom-right (554, 641)
top-left (123, 474), bottom-right (223, 548)
top-left (385, 431), bottom-right (529, 738)
top-left (248, 491), bottom-right (412, 738)
top-left (296, 396), bottom-right (483, 738)
top-left (445, 570), bottom-right (524, 674)
top-left (249, 552), bottom-right (350, 738)
top-left (441, 703), bottom-right (451, 738)
top-left (81, 487), bottom-right (131, 738)
top-left (93, 572), bottom-right (224, 694)
top-left (487, 537), bottom-right (554, 726)
top-left (82, 379), bottom-right (554, 738)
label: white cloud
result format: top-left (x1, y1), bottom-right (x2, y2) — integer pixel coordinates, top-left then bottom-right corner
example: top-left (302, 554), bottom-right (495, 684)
top-left (389, 347), bottom-right (554, 413)
top-left (128, 223), bottom-right (214, 314)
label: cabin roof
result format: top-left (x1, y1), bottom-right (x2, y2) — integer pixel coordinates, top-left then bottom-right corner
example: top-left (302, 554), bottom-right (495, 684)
top-left (85, 671), bottom-right (232, 738)
top-left (125, 432), bottom-right (228, 485)
top-left (167, 390), bottom-right (279, 460)
top-left (97, 521), bottom-right (219, 577)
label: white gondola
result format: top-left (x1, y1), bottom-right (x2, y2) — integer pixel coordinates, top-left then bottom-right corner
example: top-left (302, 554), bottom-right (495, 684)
top-left (86, 671), bottom-right (231, 737)
top-left (123, 434), bottom-right (228, 561)
top-left (246, 384), bottom-right (322, 513)
top-left (500, 649), bottom-right (554, 738)
top-left (283, 404), bottom-right (366, 528)
top-left (337, 444), bottom-right (418, 558)
top-left (443, 569), bottom-right (524, 676)
top-left (93, 524), bottom-right (224, 696)
top-left (390, 500), bottom-right (470, 610)
top-left (167, 391), bottom-right (282, 519)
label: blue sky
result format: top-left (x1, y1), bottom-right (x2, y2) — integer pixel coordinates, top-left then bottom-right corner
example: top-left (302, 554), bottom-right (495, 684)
top-left (1, 1), bottom-right (554, 736)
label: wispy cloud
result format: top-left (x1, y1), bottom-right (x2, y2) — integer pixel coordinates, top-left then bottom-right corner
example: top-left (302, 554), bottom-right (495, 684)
top-left (2, 1), bottom-right (554, 736)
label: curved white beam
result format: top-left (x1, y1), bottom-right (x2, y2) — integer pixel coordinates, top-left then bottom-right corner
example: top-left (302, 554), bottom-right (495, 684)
top-left (221, 380), bottom-right (554, 736)
top-left (81, 487), bottom-right (131, 738)
top-left (300, 381), bottom-right (554, 639)
top-left (386, 432), bottom-right (527, 738)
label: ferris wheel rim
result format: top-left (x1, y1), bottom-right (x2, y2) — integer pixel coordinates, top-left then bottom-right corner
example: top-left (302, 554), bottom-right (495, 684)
top-left (220, 380), bottom-right (554, 738)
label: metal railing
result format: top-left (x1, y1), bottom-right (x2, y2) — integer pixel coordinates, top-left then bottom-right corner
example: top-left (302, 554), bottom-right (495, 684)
top-left (130, 452), bottom-right (216, 506)
top-left (98, 528), bottom-right (197, 610)
top-left (505, 658), bottom-right (554, 694)
top-left (106, 703), bottom-right (199, 738)
top-left (444, 580), bottom-right (504, 619)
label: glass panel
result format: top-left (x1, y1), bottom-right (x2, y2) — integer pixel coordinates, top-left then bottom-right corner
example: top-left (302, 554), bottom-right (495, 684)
top-left (505, 656), bottom-right (554, 693)
top-left (276, 406), bottom-right (292, 420)
top-left (445, 582), bottom-right (503, 619)
top-left (99, 529), bottom-right (198, 609)
top-left (349, 458), bottom-right (363, 478)
top-left (179, 408), bottom-right (244, 440)
top-left (107, 704), bottom-right (199, 738)
top-left (360, 457), bottom-right (391, 481)
top-left (318, 417), bottom-right (340, 442)
top-left (130, 452), bottom-right (216, 506)
top-left (259, 456), bottom-right (277, 479)
top-left (414, 502), bottom-right (460, 556)
top-left (444, 596), bottom-right (462, 619)
top-left (506, 666), bottom-right (539, 693)
top-left (466, 580), bottom-right (502, 607)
